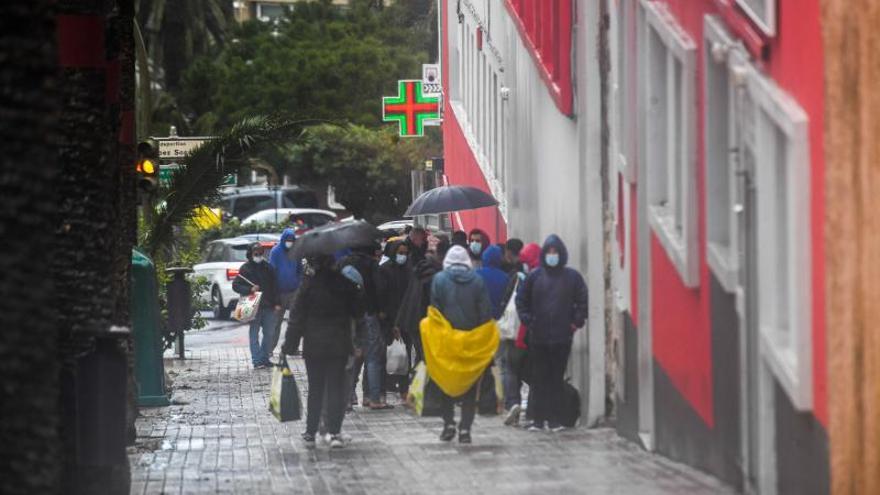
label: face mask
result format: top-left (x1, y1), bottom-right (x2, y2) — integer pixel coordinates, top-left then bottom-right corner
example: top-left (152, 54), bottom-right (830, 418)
top-left (284, 241), bottom-right (293, 249)
top-left (545, 253), bottom-right (560, 267)
top-left (523, 263), bottom-right (530, 273)
top-left (469, 242), bottom-right (482, 255)
top-left (396, 254), bottom-right (408, 265)
top-left (253, 256), bottom-right (265, 264)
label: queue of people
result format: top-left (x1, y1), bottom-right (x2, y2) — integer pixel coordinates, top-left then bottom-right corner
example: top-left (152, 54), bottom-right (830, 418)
top-left (234, 223), bottom-right (588, 448)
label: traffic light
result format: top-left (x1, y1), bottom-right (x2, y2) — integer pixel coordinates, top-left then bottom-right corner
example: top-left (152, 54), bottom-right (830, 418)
top-left (136, 139), bottom-right (158, 194)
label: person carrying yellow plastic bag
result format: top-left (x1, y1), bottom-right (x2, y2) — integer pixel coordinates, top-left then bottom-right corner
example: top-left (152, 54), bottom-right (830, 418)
top-left (421, 245), bottom-right (498, 444)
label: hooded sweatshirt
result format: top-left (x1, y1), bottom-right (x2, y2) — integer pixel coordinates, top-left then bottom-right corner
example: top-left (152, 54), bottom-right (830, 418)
top-left (467, 228), bottom-right (491, 262)
top-left (515, 235), bottom-right (589, 345)
top-left (269, 229), bottom-right (301, 293)
top-left (519, 243), bottom-right (542, 272)
top-left (476, 245), bottom-right (512, 319)
top-left (430, 245), bottom-right (493, 331)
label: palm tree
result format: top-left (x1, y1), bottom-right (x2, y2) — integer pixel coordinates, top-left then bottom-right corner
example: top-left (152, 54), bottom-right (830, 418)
top-left (136, 0), bottom-right (234, 93)
top-left (142, 115), bottom-right (321, 257)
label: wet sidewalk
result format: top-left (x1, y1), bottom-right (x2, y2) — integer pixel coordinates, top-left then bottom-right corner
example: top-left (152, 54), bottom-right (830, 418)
top-left (130, 339), bottom-right (737, 494)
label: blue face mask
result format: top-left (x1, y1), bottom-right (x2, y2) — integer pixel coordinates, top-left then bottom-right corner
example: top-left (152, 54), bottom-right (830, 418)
top-left (469, 241), bottom-right (482, 255)
top-left (396, 254), bottom-right (408, 265)
top-left (545, 253), bottom-right (560, 267)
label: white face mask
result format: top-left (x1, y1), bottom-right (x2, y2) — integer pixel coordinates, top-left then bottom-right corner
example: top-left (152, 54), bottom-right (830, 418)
top-left (469, 241), bottom-right (482, 255)
top-left (253, 256), bottom-right (265, 264)
top-left (284, 241), bottom-right (294, 249)
top-left (396, 254), bottom-right (408, 265)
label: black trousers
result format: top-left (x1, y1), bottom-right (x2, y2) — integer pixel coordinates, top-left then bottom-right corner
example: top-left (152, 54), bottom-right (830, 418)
top-left (440, 383), bottom-right (478, 430)
top-left (529, 342), bottom-right (572, 427)
top-left (305, 355), bottom-right (347, 435)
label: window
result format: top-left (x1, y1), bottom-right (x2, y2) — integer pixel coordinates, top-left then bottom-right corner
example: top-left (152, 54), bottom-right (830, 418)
top-left (232, 194), bottom-right (275, 220)
top-left (205, 243), bottom-right (223, 263)
top-left (255, 3), bottom-right (286, 21)
top-left (704, 16), bottom-right (745, 292)
top-left (229, 244), bottom-right (250, 263)
top-left (736, 0), bottom-right (776, 36)
top-left (746, 69), bottom-right (812, 410)
top-left (640, 0), bottom-right (698, 287)
top-left (282, 190), bottom-right (318, 208)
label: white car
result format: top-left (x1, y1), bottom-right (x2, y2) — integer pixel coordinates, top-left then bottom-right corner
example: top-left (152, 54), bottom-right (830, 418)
top-left (240, 208), bottom-right (337, 232)
top-left (378, 219), bottom-right (414, 236)
top-left (193, 238), bottom-right (276, 319)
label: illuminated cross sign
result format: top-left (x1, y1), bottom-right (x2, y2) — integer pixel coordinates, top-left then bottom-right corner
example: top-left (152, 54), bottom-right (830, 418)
top-left (382, 80), bottom-right (441, 137)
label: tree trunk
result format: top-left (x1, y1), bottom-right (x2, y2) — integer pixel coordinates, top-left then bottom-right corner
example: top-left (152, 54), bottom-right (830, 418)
top-left (0, 2), bottom-right (62, 493)
top-left (822, 0), bottom-right (880, 493)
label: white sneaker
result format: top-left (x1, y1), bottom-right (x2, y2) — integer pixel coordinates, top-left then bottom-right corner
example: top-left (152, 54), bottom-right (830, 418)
top-left (504, 405), bottom-right (521, 426)
top-left (329, 434), bottom-right (345, 449)
top-left (527, 423), bottom-right (545, 432)
top-left (549, 425), bottom-right (566, 433)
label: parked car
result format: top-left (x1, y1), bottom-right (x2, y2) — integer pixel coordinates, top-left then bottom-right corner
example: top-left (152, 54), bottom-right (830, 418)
top-left (378, 219), bottom-right (414, 236)
top-left (218, 185), bottom-right (319, 221)
top-left (241, 208), bottom-right (337, 233)
top-left (193, 237), bottom-right (276, 319)
top-left (236, 233), bottom-right (282, 243)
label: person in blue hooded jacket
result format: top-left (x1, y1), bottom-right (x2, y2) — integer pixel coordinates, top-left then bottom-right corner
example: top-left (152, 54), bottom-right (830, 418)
top-left (476, 244), bottom-right (512, 320)
top-left (269, 228), bottom-right (302, 353)
top-left (515, 234), bottom-right (588, 432)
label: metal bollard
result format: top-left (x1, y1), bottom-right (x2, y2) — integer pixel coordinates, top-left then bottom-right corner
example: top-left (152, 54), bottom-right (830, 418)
top-left (165, 267), bottom-right (193, 360)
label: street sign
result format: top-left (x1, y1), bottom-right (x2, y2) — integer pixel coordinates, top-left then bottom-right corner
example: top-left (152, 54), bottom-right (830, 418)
top-left (159, 164), bottom-right (181, 186)
top-left (159, 163), bottom-right (235, 187)
top-left (382, 80), bottom-right (441, 138)
top-left (155, 137), bottom-right (211, 160)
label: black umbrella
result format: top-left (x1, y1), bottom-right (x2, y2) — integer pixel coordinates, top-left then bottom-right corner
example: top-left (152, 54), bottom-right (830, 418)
top-left (404, 185), bottom-right (499, 216)
top-left (288, 220), bottom-right (384, 260)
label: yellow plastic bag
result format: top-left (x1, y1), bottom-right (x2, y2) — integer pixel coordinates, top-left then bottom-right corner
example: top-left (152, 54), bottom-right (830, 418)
top-left (420, 306), bottom-right (500, 398)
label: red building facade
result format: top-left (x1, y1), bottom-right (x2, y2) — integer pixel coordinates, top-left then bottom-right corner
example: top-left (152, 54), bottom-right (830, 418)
top-left (439, 0), bottom-right (828, 492)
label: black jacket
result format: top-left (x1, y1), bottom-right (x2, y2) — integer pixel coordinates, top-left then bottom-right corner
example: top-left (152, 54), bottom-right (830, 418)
top-left (282, 268), bottom-right (364, 358)
top-left (232, 259), bottom-right (280, 308)
top-left (339, 251), bottom-right (381, 315)
top-left (395, 257), bottom-right (442, 340)
top-left (377, 257), bottom-right (410, 327)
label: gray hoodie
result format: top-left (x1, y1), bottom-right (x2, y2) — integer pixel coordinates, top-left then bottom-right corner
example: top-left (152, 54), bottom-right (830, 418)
top-left (430, 246), bottom-right (493, 330)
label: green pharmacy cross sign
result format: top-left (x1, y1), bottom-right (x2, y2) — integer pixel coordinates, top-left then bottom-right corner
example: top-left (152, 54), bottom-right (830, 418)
top-left (382, 80), bottom-right (440, 137)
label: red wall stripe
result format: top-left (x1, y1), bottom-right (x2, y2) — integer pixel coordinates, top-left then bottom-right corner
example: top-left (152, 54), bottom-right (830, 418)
top-left (504, 0), bottom-right (574, 116)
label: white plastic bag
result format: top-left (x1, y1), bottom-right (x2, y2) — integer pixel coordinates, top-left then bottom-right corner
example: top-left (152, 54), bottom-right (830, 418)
top-left (233, 292), bottom-right (262, 323)
top-left (386, 339), bottom-right (408, 375)
top-left (497, 280), bottom-right (520, 340)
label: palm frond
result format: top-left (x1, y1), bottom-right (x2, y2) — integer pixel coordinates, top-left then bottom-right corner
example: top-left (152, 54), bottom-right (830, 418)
top-left (143, 115), bottom-right (328, 256)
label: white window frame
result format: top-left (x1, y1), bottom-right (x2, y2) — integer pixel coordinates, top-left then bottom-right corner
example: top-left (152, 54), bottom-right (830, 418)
top-left (640, 0), bottom-right (699, 288)
top-left (614, 0), bottom-right (636, 183)
top-left (703, 16), bottom-right (746, 293)
top-left (745, 67), bottom-right (812, 411)
top-left (735, 0), bottom-right (776, 37)
top-left (446, 4), bottom-right (508, 221)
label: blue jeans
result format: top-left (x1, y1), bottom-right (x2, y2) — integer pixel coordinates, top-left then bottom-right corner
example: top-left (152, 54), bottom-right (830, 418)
top-left (363, 315), bottom-right (384, 402)
top-left (249, 307), bottom-right (277, 366)
top-left (500, 340), bottom-right (525, 410)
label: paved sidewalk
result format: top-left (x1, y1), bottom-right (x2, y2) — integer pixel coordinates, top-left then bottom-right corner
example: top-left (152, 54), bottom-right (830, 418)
top-left (130, 344), bottom-right (736, 494)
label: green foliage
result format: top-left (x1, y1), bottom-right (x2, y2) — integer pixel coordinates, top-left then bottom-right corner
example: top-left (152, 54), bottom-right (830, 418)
top-left (142, 115), bottom-right (319, 256)
top-left (179, 0), bottom-right (433, 133)
top-left (284, 123), bottom-right (440, 222)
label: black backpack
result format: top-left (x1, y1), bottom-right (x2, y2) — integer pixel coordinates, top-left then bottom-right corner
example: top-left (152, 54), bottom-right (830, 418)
top-left (560, 381), bottom-right (581, 427)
